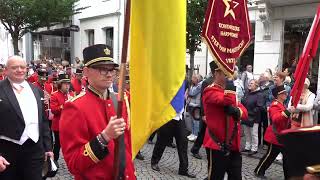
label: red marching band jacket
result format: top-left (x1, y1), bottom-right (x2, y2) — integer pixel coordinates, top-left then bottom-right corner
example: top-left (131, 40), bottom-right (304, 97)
top-left (33, 81), bottom-right (55, 94)
top-left (71, 77), bottom-right (87, 95)
top-left (59, 87), bottom-right (135, 180)
top-left (26, 72), bottom-right (38, 83)
top-left (202, 83), bottom-right (248, 152)
top-left (264, 100), bottom-right (291, 146)
top-left (50, 90), bottom-right (75, 131)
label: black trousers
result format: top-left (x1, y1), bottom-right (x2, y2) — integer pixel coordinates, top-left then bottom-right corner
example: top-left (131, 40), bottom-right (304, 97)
top-left (0, 139), bottom-right (44, 180)
top-left (191, 120), bottom-right (206, 154)
top-left (207, 149), bottom-right (242, 180)
top-left (258, 111), bottom-right (268, 146)
top-left (149, 131), bottom-right (174, 145)
top-left (53, 131), bottom-right (60, 161)
top-left (254, 143), bottom-right (288, 179)
top-left (151, 119), bottom-right (189, 173)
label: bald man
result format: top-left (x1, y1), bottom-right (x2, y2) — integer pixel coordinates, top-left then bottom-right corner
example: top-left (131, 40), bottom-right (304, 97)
top-left (0, 56), bottom-right (53, 180)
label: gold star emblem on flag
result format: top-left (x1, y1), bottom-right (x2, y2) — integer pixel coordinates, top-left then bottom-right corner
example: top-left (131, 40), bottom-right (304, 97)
top-left (223, 0), bottom-right (237, 20)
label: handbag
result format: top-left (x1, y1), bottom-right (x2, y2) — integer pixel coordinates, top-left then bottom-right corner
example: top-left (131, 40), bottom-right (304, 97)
top-left (191, 107), bottom-right (201, 121)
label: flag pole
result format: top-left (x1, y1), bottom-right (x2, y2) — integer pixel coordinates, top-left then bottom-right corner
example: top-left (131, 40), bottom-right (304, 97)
top-left (113, 0), bottom-right (131, 179)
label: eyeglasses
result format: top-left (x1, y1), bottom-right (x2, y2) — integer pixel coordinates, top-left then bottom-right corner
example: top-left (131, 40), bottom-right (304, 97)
top-left (90, 67), bottom-right (115, 75)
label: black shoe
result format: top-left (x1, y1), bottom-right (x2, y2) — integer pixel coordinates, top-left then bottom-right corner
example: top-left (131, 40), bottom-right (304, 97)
top-left (248, 151), bottom-right (258, 156)
top-left (167, 143), bottom-right (176, 148)
top-left (178, 171), bottom-right (196, 178)
top-left (135, 152), bottom-right (144, 160)
top-left (148, 140), bottom-right (154, 144)
top-left (241, 149), bottom-right (250, 153)
top-left (254, 173), bottom-right (267, 179)
top-left (151, 164), bottom-right (160, 171)
top-left (192, 153), bottom-right (202, 159)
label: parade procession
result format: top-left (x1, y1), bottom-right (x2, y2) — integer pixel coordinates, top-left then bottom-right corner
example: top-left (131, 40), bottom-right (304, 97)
top-left (1, 0), bottom-right (320, 180)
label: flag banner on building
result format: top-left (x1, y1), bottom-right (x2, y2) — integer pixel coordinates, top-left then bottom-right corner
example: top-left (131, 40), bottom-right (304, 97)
top-left (291, 5), bottom-right (320, 107)
top-left (202, 0), bottom-right (251, 77)
top-left (129, 1), bottom-right (186, 157)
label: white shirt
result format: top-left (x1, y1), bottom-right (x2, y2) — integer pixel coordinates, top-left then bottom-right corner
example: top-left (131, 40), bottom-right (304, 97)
top-left (0, 80), bottom-right (39, 145)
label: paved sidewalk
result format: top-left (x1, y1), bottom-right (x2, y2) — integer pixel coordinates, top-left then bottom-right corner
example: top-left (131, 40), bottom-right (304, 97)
top-left (48, 142), bottom-right (284, 180)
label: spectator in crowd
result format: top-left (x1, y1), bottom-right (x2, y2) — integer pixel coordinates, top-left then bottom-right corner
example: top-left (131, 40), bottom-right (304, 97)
top-left (288, 78), bottom-right (315, 128)
top-left (0, 56), bottom-right (53, 180)
top-left (233, 68), bottom-right (245, 101)
top-left (241, 64), bottom-right (254, 93)
top-left (190, 61), bottom-right (215, 159)
top-left (186, 74), bottom-right (202, 141)
top-left (258, 72), bottom-right (274, 146)
top-left (265, 68), bottom-right (273, 77)
top-left (269, 71), bottom-right (291, 107)
top-left (283, 67), bottom-right (295, 88)
top-left (241, 79), bottom-right (265, 155)
top-left (74, 57), bottom-right (83, 69)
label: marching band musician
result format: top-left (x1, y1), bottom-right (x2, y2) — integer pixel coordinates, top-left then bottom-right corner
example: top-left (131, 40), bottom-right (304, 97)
top-left (59, 44), bottom-right (135, 179)
top-left (254, 85), bottom-right (293, 179)
top-left (202, 61), bottom-right (248, 180)
top-left (50, 73), bottom-right (74, 162)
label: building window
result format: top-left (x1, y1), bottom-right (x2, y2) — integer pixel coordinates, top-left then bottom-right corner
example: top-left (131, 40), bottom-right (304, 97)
top-left (105, 27), bottom-right (114, 50)
top-left (88, 30), bottom-right (94, 46)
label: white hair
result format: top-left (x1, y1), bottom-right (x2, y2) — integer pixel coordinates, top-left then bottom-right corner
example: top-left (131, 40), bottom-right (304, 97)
top-left (5, 56), bottom-right (26, 67)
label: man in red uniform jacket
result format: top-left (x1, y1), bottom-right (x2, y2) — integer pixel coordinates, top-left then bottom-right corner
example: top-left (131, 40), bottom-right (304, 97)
top-left (71, 68), bottom-right (85, 95)
top-left (254, 85), bottom-right (292, 179)
top-left (202, 61), bottom-right (248, 180)
top-left (33, 69), bottom-right (54, 94)
top-left (50, 73), bottom-right (74, 162)
top-left (59, 44), bottom-right (135, 180)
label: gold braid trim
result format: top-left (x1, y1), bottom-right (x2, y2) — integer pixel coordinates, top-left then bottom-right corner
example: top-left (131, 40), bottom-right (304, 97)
top-left (224, 90), bottom-right (236, 95)
top-left (84, 57), bottom-right (113, 67)
top-left (281, 111), bottom-right (288, 118)
top-left (83, 143), bottom-right (99, 163)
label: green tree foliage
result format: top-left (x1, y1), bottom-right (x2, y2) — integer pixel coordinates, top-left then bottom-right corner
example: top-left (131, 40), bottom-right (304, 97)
top-left (0, 0), bottom-right (85, 54)
top-left (187, 0), bottom-right (207, 81)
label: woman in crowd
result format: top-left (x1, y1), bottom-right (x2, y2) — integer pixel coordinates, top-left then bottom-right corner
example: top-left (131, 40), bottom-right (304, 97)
top-left (241, 79), bottom-right (265, 155)
top-left (288, 78), bottom-right (315, 128)
top-left (186, 74), bottom-right (202, 141)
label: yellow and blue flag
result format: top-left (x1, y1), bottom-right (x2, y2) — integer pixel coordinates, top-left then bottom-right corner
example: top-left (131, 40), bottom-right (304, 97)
top-left (130, 0), bottom-right (186, 157)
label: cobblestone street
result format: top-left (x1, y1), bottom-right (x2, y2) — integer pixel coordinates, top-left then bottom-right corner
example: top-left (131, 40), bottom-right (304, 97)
top-left (48, 140), bottom-right (284, 180)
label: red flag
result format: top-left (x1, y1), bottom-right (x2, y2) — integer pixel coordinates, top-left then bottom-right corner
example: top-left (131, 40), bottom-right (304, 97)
top-left (202, 0), bottom-right (251, 77)
top-left (291, 5), bottom-right (320, 107)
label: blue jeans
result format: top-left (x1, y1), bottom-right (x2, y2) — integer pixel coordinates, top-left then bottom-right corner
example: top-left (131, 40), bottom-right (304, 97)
top-left (192, 120), bottom-right (199, 136)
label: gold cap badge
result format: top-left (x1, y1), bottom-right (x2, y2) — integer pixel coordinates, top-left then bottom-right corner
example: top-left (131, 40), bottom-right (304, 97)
top-left (104, 48), bottom-right (111, 55)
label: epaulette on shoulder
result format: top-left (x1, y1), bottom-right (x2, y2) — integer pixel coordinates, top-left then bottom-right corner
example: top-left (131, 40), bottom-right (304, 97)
top-left (69, 91), bottom-right (86, 102)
